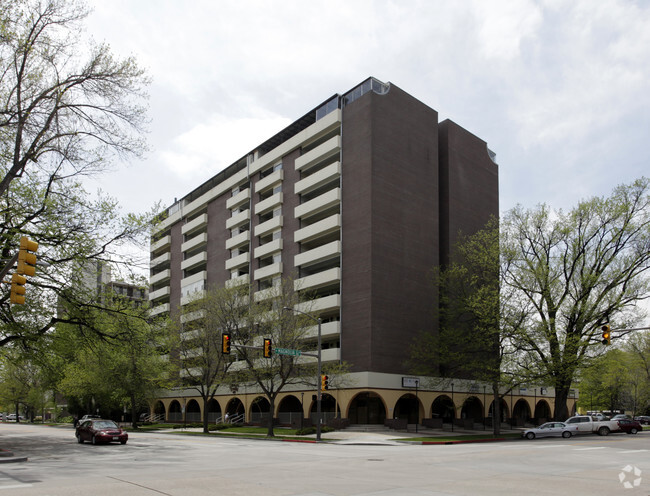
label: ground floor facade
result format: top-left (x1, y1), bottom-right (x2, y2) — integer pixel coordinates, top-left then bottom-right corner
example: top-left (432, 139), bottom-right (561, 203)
top-left (148, 373), bottom-right (577, 427)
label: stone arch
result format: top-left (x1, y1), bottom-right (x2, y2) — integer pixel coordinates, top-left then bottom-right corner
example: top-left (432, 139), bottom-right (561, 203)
top-left (250, 396), bottom-right (270, 425)
top-left (169, 399), bottom-right (182, 422)
top-left (394, 394), bottom-right (422, 424)
top-left (534, 400), bottom-right (552, 423)
top-left (225, 397), bottom-right (245, 420)
top-left (153, 400), bottom-right (166, 420)
top-left (489, 398), bottom-right (509, 423)
top-left (307, 393), bottom-right (340, 425)
top-left (431, 395), bottom-right (456, 422)
top-left (206, 398), bottom-right (221, 423)
top-left (513, 399), bottom-right (532, 426)
top-left (347, 392), bottom-right (387, 424)
top-left (461, 396), bottom-right (483, 421)
top-left (186, 399), bottom-right (201, 422)
top-left (278, 395), bottom-right (302, 426)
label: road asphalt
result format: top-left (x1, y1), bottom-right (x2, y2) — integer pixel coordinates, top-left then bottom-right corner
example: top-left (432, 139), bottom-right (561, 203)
top-left (0, 422), bottom-right (522, 463)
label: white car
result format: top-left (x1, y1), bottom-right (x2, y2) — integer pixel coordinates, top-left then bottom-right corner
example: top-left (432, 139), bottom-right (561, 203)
top-left (5, 413), bottom-right (26, 421)
top-left (522, 422), bottom-right (576, 439)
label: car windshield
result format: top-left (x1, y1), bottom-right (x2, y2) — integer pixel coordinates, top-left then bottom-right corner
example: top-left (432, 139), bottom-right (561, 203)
top-left (93, 420), bottom-right (118, 429)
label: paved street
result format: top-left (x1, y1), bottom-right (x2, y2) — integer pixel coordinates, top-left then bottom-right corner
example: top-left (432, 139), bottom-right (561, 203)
top-left (1, 423), bottom-right (649, 495)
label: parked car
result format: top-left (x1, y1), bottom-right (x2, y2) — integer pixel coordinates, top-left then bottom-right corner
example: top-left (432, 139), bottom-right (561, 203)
top-left (564, 415), bottom-right (620, 436)
top-left (634, 416), bottom-right (650, 425)
top-left (612, 414), bottom-right (632, 421)
top-left (522, 422), bottom-right (577, 440)
top-left (75, 419), bottom-right (128, 445)
top-left (6, 414), bottom-right (26, 421)
top-left (617, 419), bottom-right (643, 434)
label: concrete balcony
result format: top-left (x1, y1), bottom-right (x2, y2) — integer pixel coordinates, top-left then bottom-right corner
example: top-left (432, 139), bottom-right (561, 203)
top-left (225, 230), bottom-right (250, 251)
top-left (226, 274), bottom-right (250, 288)
top-left (254, 215), bottom-right (283, 238)
top-left (294, 162), bottom-right (340, 196)
top-left (321, 347), bottom-right (341, 363)
top-left (255, 169), bottom-right (283, 193)
top-left (295, 135), bottom-right (341, 172)
top-left (181, 252), bottom-right (207, 271)
top-left (181, 270), bottom-right (206, 290)
top-left (254, 192), bottom-right (283, 215)
top-left (181, 213), bottom-right (208, 236)
top-left (150, 252), bottom-right (170, 269)
top-left (226, 188), bottom-right (250, 210)
top-left (181, 289), bottom-right (206, 306)
top-left (150, 235), bottom-right (171, 254)
top-left (150, 269), bottom-right (171, 286)
top-left (295, 267), bottom-right (340, 291)
top-left (254, 262), bottom-right (282, 281)
top-left (254, 238), bottom-right (283, 260)
top-left (303, 320), bottom-right (340, 341)
top-left (295, 188), bottom-right (340, 219)
top-left (226, 209), bottom-right (251, 230)
top-left (294, 214), bottom-right (340, 244)
top-left (181, 233), bottom-right (207, 254)
top-left (225, 252), bottom-right (250, 271)
top-left (180, 309), bottom-right (205, 324)
top-left (149, 302), bottom-right (170, 317)
top-left (149, 286), bottom-right (170, 302)
top-left (294, 241), bottom-right (341, 268)
top-left (295, 294), bottom-right (340, 314)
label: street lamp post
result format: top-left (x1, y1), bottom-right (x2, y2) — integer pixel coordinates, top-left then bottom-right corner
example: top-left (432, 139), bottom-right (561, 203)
top-left (284, 307), bottom-right (322, 441)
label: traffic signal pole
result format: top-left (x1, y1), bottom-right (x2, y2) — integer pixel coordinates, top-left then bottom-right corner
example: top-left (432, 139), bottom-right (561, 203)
top-left (284, 307), bottom-right (322, 441)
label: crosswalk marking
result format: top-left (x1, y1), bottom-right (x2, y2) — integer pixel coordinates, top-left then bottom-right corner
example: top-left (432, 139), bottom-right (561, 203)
top-left (0, 484), bottom-right (33, 490)
top-left (573, 447), bottom-right (606, 451)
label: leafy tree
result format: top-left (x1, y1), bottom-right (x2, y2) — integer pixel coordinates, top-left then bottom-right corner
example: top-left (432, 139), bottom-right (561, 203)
top-left (409, 218), bottom-right (528, 435)
top-left (0, 0), bottom-right (153, 350)
top-left (502, 178), bottom-right (650, 420)
top-left (56, 289), bottom-right (171, 427)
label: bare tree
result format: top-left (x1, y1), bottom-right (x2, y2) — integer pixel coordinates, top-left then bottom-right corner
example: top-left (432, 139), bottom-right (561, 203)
top-left (173, 284), bottom-right (249, 433)
top-left (0, 0), bottom-right (149, 196)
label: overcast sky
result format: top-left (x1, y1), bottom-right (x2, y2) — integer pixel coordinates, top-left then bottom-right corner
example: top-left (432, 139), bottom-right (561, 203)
top-left (82, 0), bottom-right (650, 218)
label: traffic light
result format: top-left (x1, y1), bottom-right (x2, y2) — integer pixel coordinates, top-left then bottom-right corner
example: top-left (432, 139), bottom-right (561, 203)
top-left (222, 333), bottom-right (231, 354)
top-left (601, 325), bottom-right (611, 345)
top-left (17, 237), bottom-right (38, 277)
top-left (263, 338), bottom-right (272, 358)
top-left (321, 375), bottom-right (329, 391)
top-left (10, 273), bottom-right (26, 305)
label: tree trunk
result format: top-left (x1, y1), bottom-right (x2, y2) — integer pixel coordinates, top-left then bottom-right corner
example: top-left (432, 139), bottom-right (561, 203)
top-left (553, 383), bottom-right (571, 420)
top-left (203, 396), bottom-right (210, 433)
top-left (130, 394), bottom-right (138, 429)
top-left (267, 397), bottom-right (275, 437)
top-left (492, 383), bottom-right (501, 436)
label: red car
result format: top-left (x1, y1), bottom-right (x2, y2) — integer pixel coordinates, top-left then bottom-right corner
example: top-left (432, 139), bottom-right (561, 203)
top-left (76, 419), bottom-right (128, 445)
top-left (617, 419), bottom-right (643, 434)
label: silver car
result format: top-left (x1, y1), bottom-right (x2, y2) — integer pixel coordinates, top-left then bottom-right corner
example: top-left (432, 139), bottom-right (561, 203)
top-left (522, 422), bottom-right (576, 439)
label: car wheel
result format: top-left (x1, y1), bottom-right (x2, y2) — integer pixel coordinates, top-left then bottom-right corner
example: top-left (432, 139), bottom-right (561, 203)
top-left (526, 432), bottom-right (535, 440)
top-left (631, 428), bottom-right (638, 434)
top-left (562, 431), bottom-right (572, 438)
top-left (598, 427), bottom-right (610, 436)
top-left (91, 435), bottom-right (96, 445)
top-left (120, 440), bottom-right (127, 445)
top-left (76, 434), bottom-right (83, 444)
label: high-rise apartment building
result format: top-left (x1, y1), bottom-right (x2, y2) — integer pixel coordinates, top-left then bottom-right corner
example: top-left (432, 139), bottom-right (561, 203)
top-left (148, 78), bottom-right (569, 426)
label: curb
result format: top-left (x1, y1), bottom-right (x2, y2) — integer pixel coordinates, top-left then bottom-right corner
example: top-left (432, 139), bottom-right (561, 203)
top-left (421, 438), bottom-right (507, 445)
